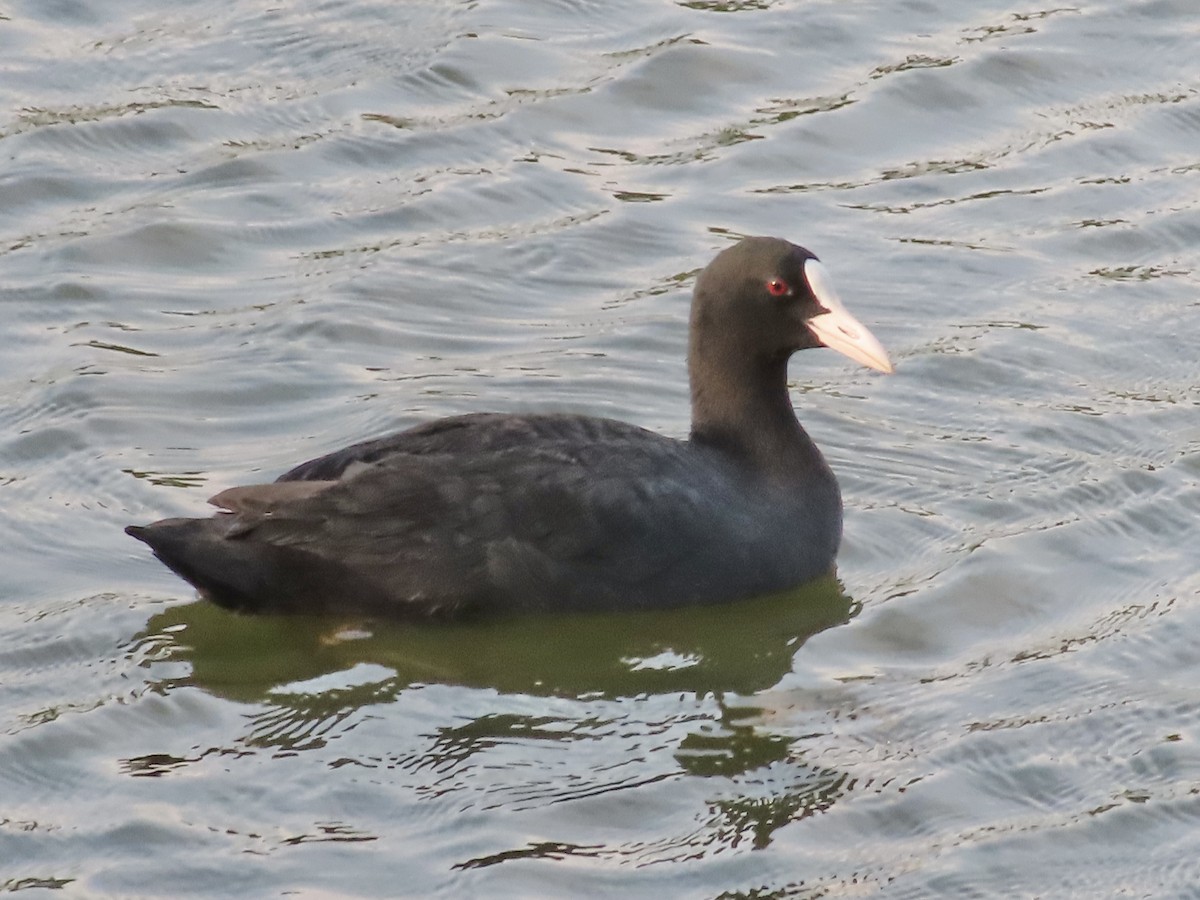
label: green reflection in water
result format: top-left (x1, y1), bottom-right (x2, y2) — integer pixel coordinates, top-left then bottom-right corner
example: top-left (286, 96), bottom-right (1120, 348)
top-left (140, 575), bottom-right (854, 703)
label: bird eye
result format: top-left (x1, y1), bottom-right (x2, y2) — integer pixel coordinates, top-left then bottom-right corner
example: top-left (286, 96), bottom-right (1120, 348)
top-left (766, 279), bottom-right (789, 297)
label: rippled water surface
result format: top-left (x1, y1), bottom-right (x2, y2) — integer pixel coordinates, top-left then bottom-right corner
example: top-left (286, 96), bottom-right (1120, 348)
top-left (2, 0), bottom-right (1198, 895)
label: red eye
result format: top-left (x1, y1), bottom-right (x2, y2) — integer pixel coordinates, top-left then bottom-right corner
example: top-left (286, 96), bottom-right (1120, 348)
top-left (766, 279), bottom-right (789, 297)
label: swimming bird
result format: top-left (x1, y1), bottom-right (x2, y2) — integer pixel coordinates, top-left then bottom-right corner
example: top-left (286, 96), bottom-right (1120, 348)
top-left (126, 237), bottom-right (893, 618)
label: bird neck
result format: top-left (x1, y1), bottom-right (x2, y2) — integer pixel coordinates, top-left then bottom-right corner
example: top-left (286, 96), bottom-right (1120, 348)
top-left (687, 344), bottom-right (824, 479)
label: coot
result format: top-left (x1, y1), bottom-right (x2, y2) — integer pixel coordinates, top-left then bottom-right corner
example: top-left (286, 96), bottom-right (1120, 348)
top-left (127, 237), bottom-right (892, 618)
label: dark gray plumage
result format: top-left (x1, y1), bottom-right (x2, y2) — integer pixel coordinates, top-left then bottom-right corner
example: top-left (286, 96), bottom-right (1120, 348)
top-left (127, 237), bottom-right (893, 618)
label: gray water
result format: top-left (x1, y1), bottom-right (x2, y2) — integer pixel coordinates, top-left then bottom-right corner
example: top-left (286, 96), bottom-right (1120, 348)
top-left (2, 0), bottom-right (1198, 896)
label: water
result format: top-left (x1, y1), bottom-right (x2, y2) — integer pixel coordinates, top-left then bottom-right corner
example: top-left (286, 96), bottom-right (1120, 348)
top-left (2, 0), bottom-right (1198, 895)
